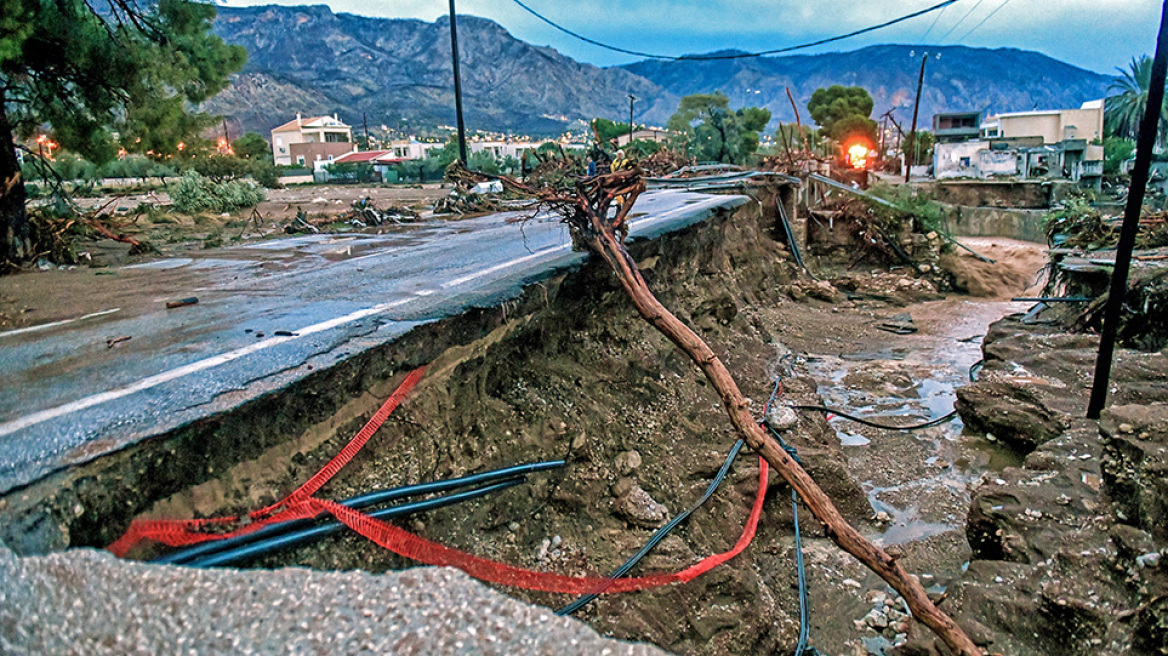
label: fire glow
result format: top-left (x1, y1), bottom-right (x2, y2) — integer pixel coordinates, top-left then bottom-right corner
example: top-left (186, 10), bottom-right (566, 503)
top-left (846, 143), bottom-right (870, 170)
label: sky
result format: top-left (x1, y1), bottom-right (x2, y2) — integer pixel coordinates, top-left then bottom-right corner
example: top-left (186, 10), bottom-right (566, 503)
top-left (222, 0), bottom-right (1161, 74)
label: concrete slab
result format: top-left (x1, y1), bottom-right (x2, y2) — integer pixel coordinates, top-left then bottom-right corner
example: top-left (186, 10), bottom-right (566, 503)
top-left (0, 190), bottom-right (747, 494)
top-left (0, 545), bottom-right (667, 655)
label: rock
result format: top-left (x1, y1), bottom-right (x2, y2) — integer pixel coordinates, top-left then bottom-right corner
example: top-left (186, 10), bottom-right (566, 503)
top-left (614, 450), bottom-right (642, 475)
top-left (955, 380), bottom-right (1066, 452)
top-left (765, 405), bottom-right (799, 432)
top-left (614, 482), bottom-right (668, 528)
top-left (1100, 404), bottom-right (1168, 542)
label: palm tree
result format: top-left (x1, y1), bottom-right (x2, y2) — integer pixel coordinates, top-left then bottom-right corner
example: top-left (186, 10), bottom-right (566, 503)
top-left (1106, 55), bottom-right (1168, 146)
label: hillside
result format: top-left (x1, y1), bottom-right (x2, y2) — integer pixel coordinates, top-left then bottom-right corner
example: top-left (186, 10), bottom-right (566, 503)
top-left (204, 5), bottom-right (1114, 137)
top-left (206, 5), bottom-right (675, 136)
top-left (622, 45), bottom-right (1115, 127)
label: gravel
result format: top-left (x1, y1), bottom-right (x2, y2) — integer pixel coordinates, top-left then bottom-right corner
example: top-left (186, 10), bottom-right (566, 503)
top-left (0, 545), bottom-right (668, 655)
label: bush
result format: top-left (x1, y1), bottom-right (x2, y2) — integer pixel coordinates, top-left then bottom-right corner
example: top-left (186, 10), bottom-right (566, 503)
top-left (252, 164), bottom-right (282, 189)
top-left (170, 170), bottom-right (265, 213)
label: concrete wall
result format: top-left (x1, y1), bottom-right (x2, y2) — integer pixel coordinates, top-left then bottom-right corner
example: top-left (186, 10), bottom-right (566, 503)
top-left (932, 180), bottom-right (1065, 209)
top-left (942, 205), bottom-right (1048, 243)
top-left (934, 141), bottom-right (987, 179)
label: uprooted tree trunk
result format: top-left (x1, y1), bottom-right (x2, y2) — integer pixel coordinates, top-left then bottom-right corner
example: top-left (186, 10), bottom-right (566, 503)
top-left (551, 168), bottom-right (982, 656)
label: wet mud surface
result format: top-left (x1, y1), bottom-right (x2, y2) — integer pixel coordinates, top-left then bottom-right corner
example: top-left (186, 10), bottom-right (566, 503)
top-left (97, 208), bottom-right (1064, 655)
top-left (14, 191), bottom-right (1164, 656)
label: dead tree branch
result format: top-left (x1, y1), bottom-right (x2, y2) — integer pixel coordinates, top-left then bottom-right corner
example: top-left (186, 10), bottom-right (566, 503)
top-left (547, 168), bottom-right (983, 656)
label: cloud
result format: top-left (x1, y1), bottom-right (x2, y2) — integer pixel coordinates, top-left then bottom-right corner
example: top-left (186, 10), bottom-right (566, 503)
top-left (223, 0), bottom-right (1161, 73)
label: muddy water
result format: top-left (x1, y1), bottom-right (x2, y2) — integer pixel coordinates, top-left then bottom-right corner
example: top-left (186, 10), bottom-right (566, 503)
top-left (792, 238), bottom-right (1046, 654)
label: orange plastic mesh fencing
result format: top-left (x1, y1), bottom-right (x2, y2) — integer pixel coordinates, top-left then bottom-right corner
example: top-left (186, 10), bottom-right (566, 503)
top-left (107, 361), bottom-right (768, 599)
top-left (106, 366), bottom-right (428, 557)
top-left (309, 456), bottom-right (768, 594)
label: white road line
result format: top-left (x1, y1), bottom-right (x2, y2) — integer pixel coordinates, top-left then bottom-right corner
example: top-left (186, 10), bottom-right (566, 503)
top-left (0, 308), bottom-right (121, 340)
top-left (441, 244), bottom-right (569, 288)
top-left (0, 197), bottom-right (728, 437)
top-left (0, 298), bottom-right (411, 438)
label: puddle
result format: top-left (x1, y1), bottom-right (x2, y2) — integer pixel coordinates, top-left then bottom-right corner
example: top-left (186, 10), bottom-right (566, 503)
top-left (801, 298), bottom-right (1031, 547)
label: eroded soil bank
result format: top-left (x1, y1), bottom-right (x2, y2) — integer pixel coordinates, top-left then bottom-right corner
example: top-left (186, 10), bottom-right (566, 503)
top-left (11, 190), bottom-right (1159, 655)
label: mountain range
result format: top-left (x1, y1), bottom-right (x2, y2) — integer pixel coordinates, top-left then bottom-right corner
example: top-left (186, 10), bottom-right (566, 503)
top-left (205, 4), bottom-right (1116, 138)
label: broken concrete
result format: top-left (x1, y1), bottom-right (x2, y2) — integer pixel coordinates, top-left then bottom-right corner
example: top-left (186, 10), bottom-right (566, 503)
top-left (0, 545), bottom-right (666, 656)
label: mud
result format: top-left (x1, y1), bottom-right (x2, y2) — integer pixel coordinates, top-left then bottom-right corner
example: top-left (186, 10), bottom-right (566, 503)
top-left (8, 186), bottom-right (1117, 655)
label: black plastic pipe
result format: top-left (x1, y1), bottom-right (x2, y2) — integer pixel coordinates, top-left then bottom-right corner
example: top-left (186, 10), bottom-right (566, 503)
top-left (153, 461), bottom-right (564, 565)
top-left (184, 478), bottom-right (526, 568)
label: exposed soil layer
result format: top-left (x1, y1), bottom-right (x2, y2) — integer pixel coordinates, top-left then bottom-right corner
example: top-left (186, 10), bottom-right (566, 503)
top-left (4, 195), bottom-right (1082, 655)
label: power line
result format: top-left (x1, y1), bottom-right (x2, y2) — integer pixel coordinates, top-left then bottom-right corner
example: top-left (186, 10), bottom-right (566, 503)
top-left (509, 0), bottom-right (959, 61)
top-left (954, 0), bottom-right (1012, 43)
top-left (936, 0), bottom-right (985, 43)
top-left (919, 2), bottom-right (949, 42)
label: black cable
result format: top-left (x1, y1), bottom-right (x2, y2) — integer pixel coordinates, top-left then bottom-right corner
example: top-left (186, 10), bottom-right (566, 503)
top-left (969, 359), bottom-right (984, 383)
top-left (509, 0), bottom-right (958, 61)
top-left (764, 423), bottom-right (818, 655)
top-left (555, 439), bottom-right (746, 616)
top-left (787, 404), bottom-right (959, 430)
top-left (184, 478), bottom-right (527, 568)
top-left (156, 461), bottom-right (564, 565)
top-left (936, 0), bottom-right (985, 43)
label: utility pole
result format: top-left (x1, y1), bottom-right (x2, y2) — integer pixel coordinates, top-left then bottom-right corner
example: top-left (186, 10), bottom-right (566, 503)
top-left (905, 52), bottom-right (928, 183)
top-left (362, 112), bottom-right (370, 151)
top-left (448, 0), bottom-right (468, 164)
top-left (628, 94), bottom-right (637, 145)
top-left (1087, 0), bottom-right (1168, 418)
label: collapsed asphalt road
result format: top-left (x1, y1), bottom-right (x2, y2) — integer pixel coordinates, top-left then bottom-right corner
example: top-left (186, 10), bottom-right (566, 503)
top-left (0, 191), bottom-right (745, 495)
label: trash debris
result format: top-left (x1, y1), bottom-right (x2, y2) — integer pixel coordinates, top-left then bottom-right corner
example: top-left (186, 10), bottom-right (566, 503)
top-left (105, 336), bottom-right (131, 348)
top-left (876, 313), bottom-right (917, 334)
top-left (165, 297), bottom-right (198, 309)
top-left (470, 180), bottom-right (504, 195)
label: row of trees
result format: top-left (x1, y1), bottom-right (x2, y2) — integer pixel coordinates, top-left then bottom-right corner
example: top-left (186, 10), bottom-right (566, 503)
top-left (2, 0), bottom-right (247, 267)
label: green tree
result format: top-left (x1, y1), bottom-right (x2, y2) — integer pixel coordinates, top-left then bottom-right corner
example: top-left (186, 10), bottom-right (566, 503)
top-left (1105, 55), bottom-right (1168, 145)
top-left (901, 130), bottom-right (935, 165)
top-left (666, 93), bottom-right (771, 164)
top-left (1, 0), bottom-right (245, 267)
top-left (806, 86), bottom-right (878, 143)
top-left (232, 133), bottom-right (271, 162)
top-left (591, 117), bottom-right (638, 144)
top-left (1104, 137), bottom-right (1136, 176)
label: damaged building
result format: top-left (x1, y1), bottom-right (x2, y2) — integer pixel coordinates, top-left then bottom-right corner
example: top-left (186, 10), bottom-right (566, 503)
top-left (933, 100), bottom-right (1105, 186)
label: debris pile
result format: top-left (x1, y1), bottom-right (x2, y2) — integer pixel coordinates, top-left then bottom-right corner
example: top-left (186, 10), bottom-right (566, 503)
top-left (25, 201), bottom-right (151, 266)
top-left (637, 149), bottom-right (691, 177)
top-left (807, 197), bottom-right (947, 281)
top-left (1035, 200), bottom-right (1168, 350)
top-left (286, 198), bottom-right (421, 233)
top-left (1046, 200), bottom-right (1168, 251)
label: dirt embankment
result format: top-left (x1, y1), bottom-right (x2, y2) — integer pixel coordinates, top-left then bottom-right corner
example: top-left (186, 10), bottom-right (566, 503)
top-left (116, 190), bottom-right (881, 656)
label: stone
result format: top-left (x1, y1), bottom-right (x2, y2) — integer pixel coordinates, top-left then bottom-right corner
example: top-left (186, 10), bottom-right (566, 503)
top-left (614, 450), bottom-right (642, 475)
top-left (614, 482), bottom-right (668, 528)
top-left (765, 405), bottom-right (799, 432)
top-left (955, 380), bottom-right (1066, 452)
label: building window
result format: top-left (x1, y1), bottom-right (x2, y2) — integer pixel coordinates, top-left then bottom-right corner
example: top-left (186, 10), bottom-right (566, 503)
top-left (325, 132), bottom-right (349, 143)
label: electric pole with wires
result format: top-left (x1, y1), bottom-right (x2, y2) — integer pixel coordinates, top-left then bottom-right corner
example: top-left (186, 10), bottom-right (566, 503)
top-left (628, 94), bottom-right (637, 145)
top-left (448, 0), bottom-right (468, 164)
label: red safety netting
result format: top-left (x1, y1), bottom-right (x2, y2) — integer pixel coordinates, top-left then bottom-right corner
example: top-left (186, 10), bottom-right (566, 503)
top-left (308, 456), bottom-right (767, 594)
top-left (108, 363), bottom-right (769, 598)
top-left (107, 366), bottom-right (429, 556)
